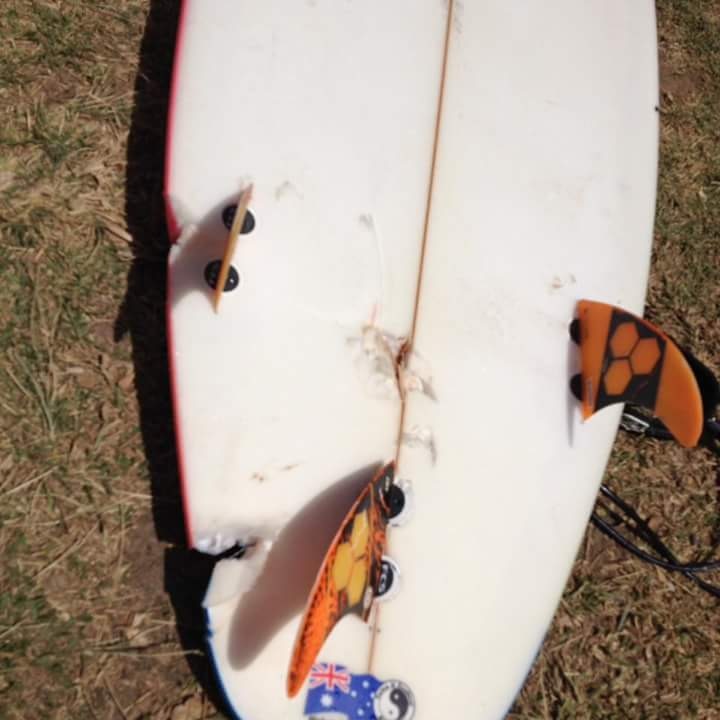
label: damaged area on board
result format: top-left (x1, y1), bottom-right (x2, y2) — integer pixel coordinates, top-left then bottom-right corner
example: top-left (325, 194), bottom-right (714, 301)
top-left (570, 300), bottom-right (705, 447)
top-left (350, 322), bottom-right (435, 403)
top-left (287, 462), bottom-right (403, 698)
top-left (202, 539), bottom-right (273, 609)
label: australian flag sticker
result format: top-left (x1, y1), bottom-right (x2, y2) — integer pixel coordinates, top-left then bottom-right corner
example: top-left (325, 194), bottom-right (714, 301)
top-left (304, 662), bottom-right (415, 720)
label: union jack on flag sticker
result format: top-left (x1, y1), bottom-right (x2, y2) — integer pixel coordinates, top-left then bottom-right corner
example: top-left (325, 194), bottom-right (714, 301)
top-left (304, 663), bottom-right (415, 720)
top-left (308, 663), bottom-right (352, 694)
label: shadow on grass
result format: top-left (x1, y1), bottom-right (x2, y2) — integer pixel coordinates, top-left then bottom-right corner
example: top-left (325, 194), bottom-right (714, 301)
top-left (115, 1), bottom-right (229, 715)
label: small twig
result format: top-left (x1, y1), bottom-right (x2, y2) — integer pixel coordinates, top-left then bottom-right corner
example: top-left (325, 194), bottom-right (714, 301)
top-left (125, 688), bottom-right (154, 715)
top-left (97, 214), bottom-right (133, 244)
top-left (3, 365), bottom-right (34, 405)
top-left (32, 527), bottom-right (95, 580)
top-left (48, 302), bottom-right (63, 350)
top-left (0, 621), bottom-right (51, 631)
top-left (103, 675), bottom-right (129, 720)
top-left (80, 686), bottom-right (101, 720)
top-left (0, 396), bottom-right (21, 417)
top-left (114, 506), bottom-right (125, 589)
top-left (114, 491), bottom-right (153, 500)
top-left (84, 647), bottom-right (204, 659)
top-left (0, 619), bottom-right (25, 644)
top-left (0, 467), bottom-right (54, 498)
top-left (9, 355), bottom-right (55, 439)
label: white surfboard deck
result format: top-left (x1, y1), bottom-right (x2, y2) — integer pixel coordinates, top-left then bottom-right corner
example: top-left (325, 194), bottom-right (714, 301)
top-left (166, 1), bottom-right (658, 718)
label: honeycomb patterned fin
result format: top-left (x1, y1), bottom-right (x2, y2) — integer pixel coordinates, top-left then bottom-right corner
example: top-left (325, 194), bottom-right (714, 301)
top-left (286, 462), bottom-right (394, 698)
top-left (572, 300), bottom-right (704, 448)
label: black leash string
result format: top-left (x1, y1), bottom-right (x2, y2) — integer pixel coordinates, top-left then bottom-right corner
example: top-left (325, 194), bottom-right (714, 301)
top-left (590, 407), bottom-right (720, 598)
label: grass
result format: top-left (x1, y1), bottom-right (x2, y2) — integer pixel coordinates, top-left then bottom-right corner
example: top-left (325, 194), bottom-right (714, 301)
top-left (1, 0), bottom-right (719, 718)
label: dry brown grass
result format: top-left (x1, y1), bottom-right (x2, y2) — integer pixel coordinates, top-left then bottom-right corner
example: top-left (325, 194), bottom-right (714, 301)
top-left (0, 2), bottom-right (213, 718)
top-left (0, 1), bottom-right (718, 718)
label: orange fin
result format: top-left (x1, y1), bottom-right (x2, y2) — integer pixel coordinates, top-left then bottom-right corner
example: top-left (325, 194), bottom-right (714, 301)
top-left (287, 462), bottom-right (395, 698)
top-left (570, 300), bottom-right (704, 448)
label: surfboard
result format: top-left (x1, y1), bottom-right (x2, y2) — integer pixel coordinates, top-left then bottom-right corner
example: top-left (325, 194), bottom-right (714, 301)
top-left (165, 1), bottom-right (659, 718)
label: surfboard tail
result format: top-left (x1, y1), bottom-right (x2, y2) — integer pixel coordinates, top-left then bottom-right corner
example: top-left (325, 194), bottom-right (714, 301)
top-left (570, 300), bottom-right (706, 448)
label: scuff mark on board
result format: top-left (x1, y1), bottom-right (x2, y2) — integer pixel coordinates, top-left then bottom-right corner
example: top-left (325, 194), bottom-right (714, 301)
top-left (453, 0), bottom-right (464, 34)
top-left (275, 181), bottom-right (303, 201)
top-left (400, 348), bottom-right (436, 400)
top-left (402, 425), bottom-right (437, 465)
top-left (349, 324), bottom-right (406, 401)
top-left (550, 273), bottom-right (577, 292)
top-left (358, 213), bottom-right (375, 232)
top-left (203, 538), bottom-right (275, 607)
top-left (349, 318), bottom-right (437, 405)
